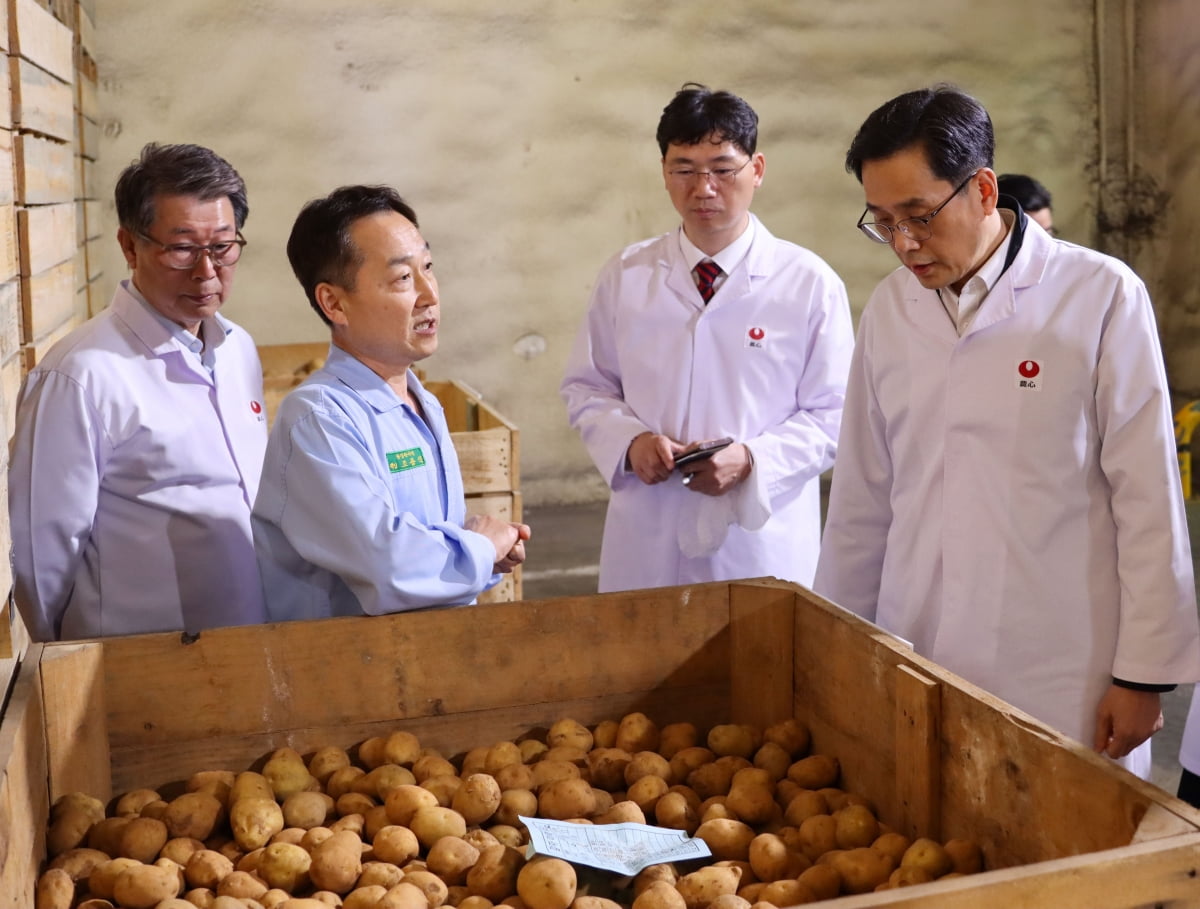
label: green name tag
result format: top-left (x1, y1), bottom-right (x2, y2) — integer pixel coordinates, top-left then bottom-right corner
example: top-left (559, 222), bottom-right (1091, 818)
top-left (387, 447), bottom-right (426, 473)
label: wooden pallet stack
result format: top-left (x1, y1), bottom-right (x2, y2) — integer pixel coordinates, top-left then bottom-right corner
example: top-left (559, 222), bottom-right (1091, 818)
top-left (0, 0), bottom-right (97, 662)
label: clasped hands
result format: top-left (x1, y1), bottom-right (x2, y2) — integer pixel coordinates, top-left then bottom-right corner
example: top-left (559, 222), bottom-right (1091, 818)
top-left (627, 431), bottom-right (750, 496)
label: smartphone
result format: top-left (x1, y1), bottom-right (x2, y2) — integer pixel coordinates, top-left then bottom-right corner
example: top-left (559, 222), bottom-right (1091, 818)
top-left (674, 437), bottom-right (734, 469)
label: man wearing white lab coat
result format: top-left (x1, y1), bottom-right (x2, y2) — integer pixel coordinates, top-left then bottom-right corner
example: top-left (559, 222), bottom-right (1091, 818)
top-left (814, 86), bottom-right (1200, 778)
top-left (562, 84), bottom-right (854, 592)
top-left (9, 143), bottom-right (267, 641)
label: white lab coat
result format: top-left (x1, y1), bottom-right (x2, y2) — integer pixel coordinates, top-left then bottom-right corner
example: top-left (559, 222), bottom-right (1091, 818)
top-left (9, 282), bottom-right (268, 640)
top-left (561, 216), bottom-right (853, 591)
top-left (814, 218), bottom-right (1200, 773)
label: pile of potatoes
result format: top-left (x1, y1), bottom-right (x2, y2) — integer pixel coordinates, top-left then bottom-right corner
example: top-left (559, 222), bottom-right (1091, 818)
top-left (35, 713), bottom-right (983, 909)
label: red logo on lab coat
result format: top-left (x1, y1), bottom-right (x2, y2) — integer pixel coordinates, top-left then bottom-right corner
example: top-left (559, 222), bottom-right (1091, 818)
top-left (1018, 360), bottom-right (1040, 378)
top-left (749, 327), bottom-right (765, 341)
top-left (746, 326), bottom-right (766, 349)
top-left (250, 400), bottom-right (263, 414)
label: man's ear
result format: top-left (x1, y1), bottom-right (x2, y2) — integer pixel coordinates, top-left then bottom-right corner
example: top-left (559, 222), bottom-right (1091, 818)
top-left (117, 227), bottom-right (137, 269)
top-left (315, 283), bottom-right (348, 326)
top-left (976, 168), bottom-right (1000, 216)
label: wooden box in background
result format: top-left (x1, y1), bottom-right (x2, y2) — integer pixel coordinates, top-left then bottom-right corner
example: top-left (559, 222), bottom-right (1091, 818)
top-left (3, 579), bottom-right (1200, 907)
top-left (260, 342), bottom-right (522, 602)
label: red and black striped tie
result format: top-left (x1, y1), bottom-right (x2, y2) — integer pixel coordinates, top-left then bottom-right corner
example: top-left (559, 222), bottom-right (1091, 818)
top-left (694, 260), bottom-right (722, 304)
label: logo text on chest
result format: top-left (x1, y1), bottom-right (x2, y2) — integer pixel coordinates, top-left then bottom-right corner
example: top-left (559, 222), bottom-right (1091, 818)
top-left (387, 448), bottom-right (426, 473)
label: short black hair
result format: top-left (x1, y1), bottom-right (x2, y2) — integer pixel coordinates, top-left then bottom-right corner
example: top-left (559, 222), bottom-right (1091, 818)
top-left (286, 185), bottom-right (419, 326)
top-left (845, 85), bottom-right (994, 184)
top-left (656, 83), bottom-right (759, 157)
top-left (997, 173), bottom-right (1052, 213)
top-left (114, 142), bottom-right (248, 234)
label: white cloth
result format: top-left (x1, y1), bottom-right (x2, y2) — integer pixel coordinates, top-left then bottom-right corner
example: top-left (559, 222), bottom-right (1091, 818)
top-left (9, 281), bottom-right (268, 640)
top-left (561, 215), bottom-right (854, 591)
top-left (814, 218), bottom-right (1200, 775)
top-left (1179, 688), bottom-right (1200, 775)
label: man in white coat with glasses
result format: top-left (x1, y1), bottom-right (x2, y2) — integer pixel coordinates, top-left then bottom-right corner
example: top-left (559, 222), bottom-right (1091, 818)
top-left (562, 84), bottom-right (853, 592)
top-left (814, 85), bottom-right (1200, 778)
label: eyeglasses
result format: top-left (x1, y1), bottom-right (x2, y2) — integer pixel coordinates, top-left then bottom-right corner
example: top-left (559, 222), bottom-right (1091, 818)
top-left (666, 158), bottom-right (752, 186)
top-left (856, 171), bottom-right (979, 244)
top-left (138, 231), bottom-right (247, 269)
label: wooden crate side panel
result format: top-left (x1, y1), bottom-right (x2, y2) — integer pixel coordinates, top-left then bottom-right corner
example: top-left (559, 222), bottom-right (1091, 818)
top-left (425, 379), bottom-right (473, 432)
top-left (10, 0), bottom-right (73, 82)
top-left (20, 257), bottom-right (74, 341)
top-left (450, 425), bottom-right (513, 494)
top-left (38, 642), bottom-right (111, 803)
top-left (86, 586), bottom-right (735, 774)
top-left (1, 350), bottom-right (21, 439)
top-left (258, 341), bottom-right (327, 377)
top-left (75, 109), bottom-right (97, 161)
top-left (18, 200), bottom-right (73, 274)
top-left (0, 203), bottom-right (16, 283)
top-left (0, 0), bottom-right (9, 51)
top-left (468, 491), bottom-right (517, 604)
top-left (727, 580), bottom-right (795, 729)
top-left (10, 57), bottom-right (72, 140)
top-left (0, 279), bottom-right (19, 362)
top-left (81, 196), bottom-right (99, 239)
top-left (74, 67), bottom-right (95, 121)
top-left (0, 645), bottom-right (49, 907)
top-left (788, 585), bottom-right (1187, 870)
top-left (0, 128), bottom-right (14, 206)
top-left (14, 132), bottom-right (70, 206)
top-left (0, 61), bottom-right (10, 130)
top-left (23, 308), bottom-right (78, 368)
top-left (75, 0), bottom-right (94, 58)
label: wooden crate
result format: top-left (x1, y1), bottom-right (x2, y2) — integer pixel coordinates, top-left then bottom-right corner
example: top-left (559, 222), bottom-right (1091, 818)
top-left (259, 343), bottom-right (522, 602)
top-left (2, 579), bottom-right (1200, 907)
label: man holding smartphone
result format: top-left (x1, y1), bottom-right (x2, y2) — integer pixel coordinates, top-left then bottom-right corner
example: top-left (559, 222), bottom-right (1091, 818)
top-left (561, 84), bottom-right (854, 592)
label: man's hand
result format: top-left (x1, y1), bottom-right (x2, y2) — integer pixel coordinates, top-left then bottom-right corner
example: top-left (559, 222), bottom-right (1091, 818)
top-left (628, 432), bottom-right (682, 485)
top-left (465, 514), bottom-right (522, 566)
top-left (677, 442), bottom-right (752, 497)
top-left (1093, 684), bottom-right (1164, 759)
top-left (494, 522), bottom-right (531, 574)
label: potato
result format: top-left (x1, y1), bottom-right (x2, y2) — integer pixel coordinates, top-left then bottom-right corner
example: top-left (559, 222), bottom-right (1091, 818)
top-left (373, 825), bottom-right (420, 865)
top-left (358, 736), bottom-right (388, 769)
top-left (797, 863), bottom-right (841, 901)
top-left (871, 831), bottom-right (911, 865)
top-left (783, 789), bottom-right (828, 827)
top-left (786, 755), bottom-right (839, 791)
top-left (330, 812), bottom-right (366, 835)
top-left (623, 776), bottom-right (667, 815)
top-left (485, 742), bottom-right (523, 774)
top-left (747, 833), bottom-right (806, 882)
top-left (615, 713), bottom-right (659, 754)
top-left (283, 790), bottom-right (335, 829)
top-left (694, 819), bottom-right (755, 862)
top-left (831, 846), bottom-right (894, 894)
top-left (531, 760), bottom-right (581, 792)
top-left (706, 895), bottom-right (751, 909)
top-left (216, 868), bottom-right (269, 900)
top-left (112, 861), bottom-right (183, 908)
top-left (384, 784), bottom-right (439, 826)
top-left (410, 805), bottom-right (468, 850)
top-left (364, 804), bottom-right (393, 840)
top-left (591, 720), bottom-right (619, 749)
top-left (357, 764), bottom-right (418, 798)
top-left (763, 719), bottom-right (811, 758)
top-left (187, 770), bottom-right (237, 804)
top-left (164, 791), bottom-right (225, 840)
top-left (572, 898), bottom-right (623, 909)
top-left (538, 779), bottom-right (597, 820)
top-left (88, 856), bottom-right (143, 899)
top-left (427, 836), bottom-right (482, 885)
top-left (544, 745), bottom-right (589, 767)
top-left (833, 804), bottom-right (880, 850)
top-left (653, 792), bottom-right (699, 835)
top-left (231, 771), bottom-right (276, 804)
top-left (944, 838), bottom-right (984, 875)
top-left (264, 748), bottom-right (318, 801)
top-left (87, 816), bottom-right (131, 855)
top-left (548, 719), bottom-right (593, 752)
top-left (632, 879), bottom-right (686, 909)
top-left (460, 746), bottom-right (491, 777)
top-left (686, 761), bottom-right (737, 800)
top-left (657, 723), bottom-right (699, 760)
top-left (796, 813), bottom-right (838, 862)
top-left (900, 837), bottom-right (954, 878)
top-left (586, 749), bottom-right (633, 792)
top-left (186, 849), bottom-right (236, 890)
top-left (34, 867), bottom-right (74, 909)
top-left (466, 844), bottom-right (526, 901)
top-left (344, 885), bottom-right (389, 909)
top-left (307, 746), bottom-right (352, 784)
top-left (308, 829), bottom-right (363, 894)
top-left (706, 725), bottom-right (756, 760)
top-left (115, 816), bottom-right (168, 863)
top-left (494, 762), bottom-right (535, 792)
top-left (519, 740), bottom-right (549, 764)
top-left (382, 881), bottom-right (432, 909)
top-left (625, 752), bottom-right (672, 787)
top-left (46, 804), bottom-right (98, 857)
top-left (888, 865), bottom-right (935, 887)
top-left (160, 836), bottom-right (205, 866)
top-left (52, 792), bottom-right (106, 823)
top-left (422, 774), bottom-right (464, 807)
top-left (757, 879), bottom-right (815, 907)
top-left (453, 773), bottom-right (503, 825)
top-left (724, 769), bottom-right (775, 825)
top-left (258, 841), bottom-right (312, 893)
top-left (488, 824), bottom-right (527, 847)
top-left (336, 792), bottom-right (378, 818)
top-left (358, 860), bottom-right (405, 890)
top-left (406, 868), bottom-right (452, 907)
top-left (751, 742), bottom-right (791, 783)
top-left (464, 828), bottom-right (502, 852)
top-left (675, 865), bottom-right (741, 909)
top-left (494, 788), bottom-right (538, 828)
top-left (326, 766), bottom-right (368, 800)
top-left (517, 856), bottom-right (576, 909)
top-left (229, 797), bottom-right (285, 851)
top-left (595, 799), bottom-right (646, 825)
top-left (414, 754), bottom-right (459, 783)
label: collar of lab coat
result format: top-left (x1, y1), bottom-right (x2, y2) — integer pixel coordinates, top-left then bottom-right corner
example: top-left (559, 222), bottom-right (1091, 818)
top-left (321, 344), bottom-right (440, 416)
top-left (111, 279), bottom-right (234, 359)
top-left (663, 213), bottom-right (777, 309)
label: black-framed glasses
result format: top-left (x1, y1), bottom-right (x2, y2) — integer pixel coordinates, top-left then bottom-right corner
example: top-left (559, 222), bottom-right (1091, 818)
top-left (856, 170), bottom-right (980, 244)
top-left (666, 158), bottom-right (752, 186)
top-left (138, 231), bottom-right (247, 269)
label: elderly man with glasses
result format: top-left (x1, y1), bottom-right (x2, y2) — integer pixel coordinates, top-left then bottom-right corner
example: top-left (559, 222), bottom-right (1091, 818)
top-left (9, 142), bottom-right (268, 640)
top-left (814, 85), bottom-right (1199, 780)
top-left (561, 83), bottom-right (853, 593)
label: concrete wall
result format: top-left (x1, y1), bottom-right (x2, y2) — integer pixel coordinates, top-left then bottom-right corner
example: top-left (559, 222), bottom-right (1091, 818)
top-left (93, 0), bottom-right (1102, 504)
